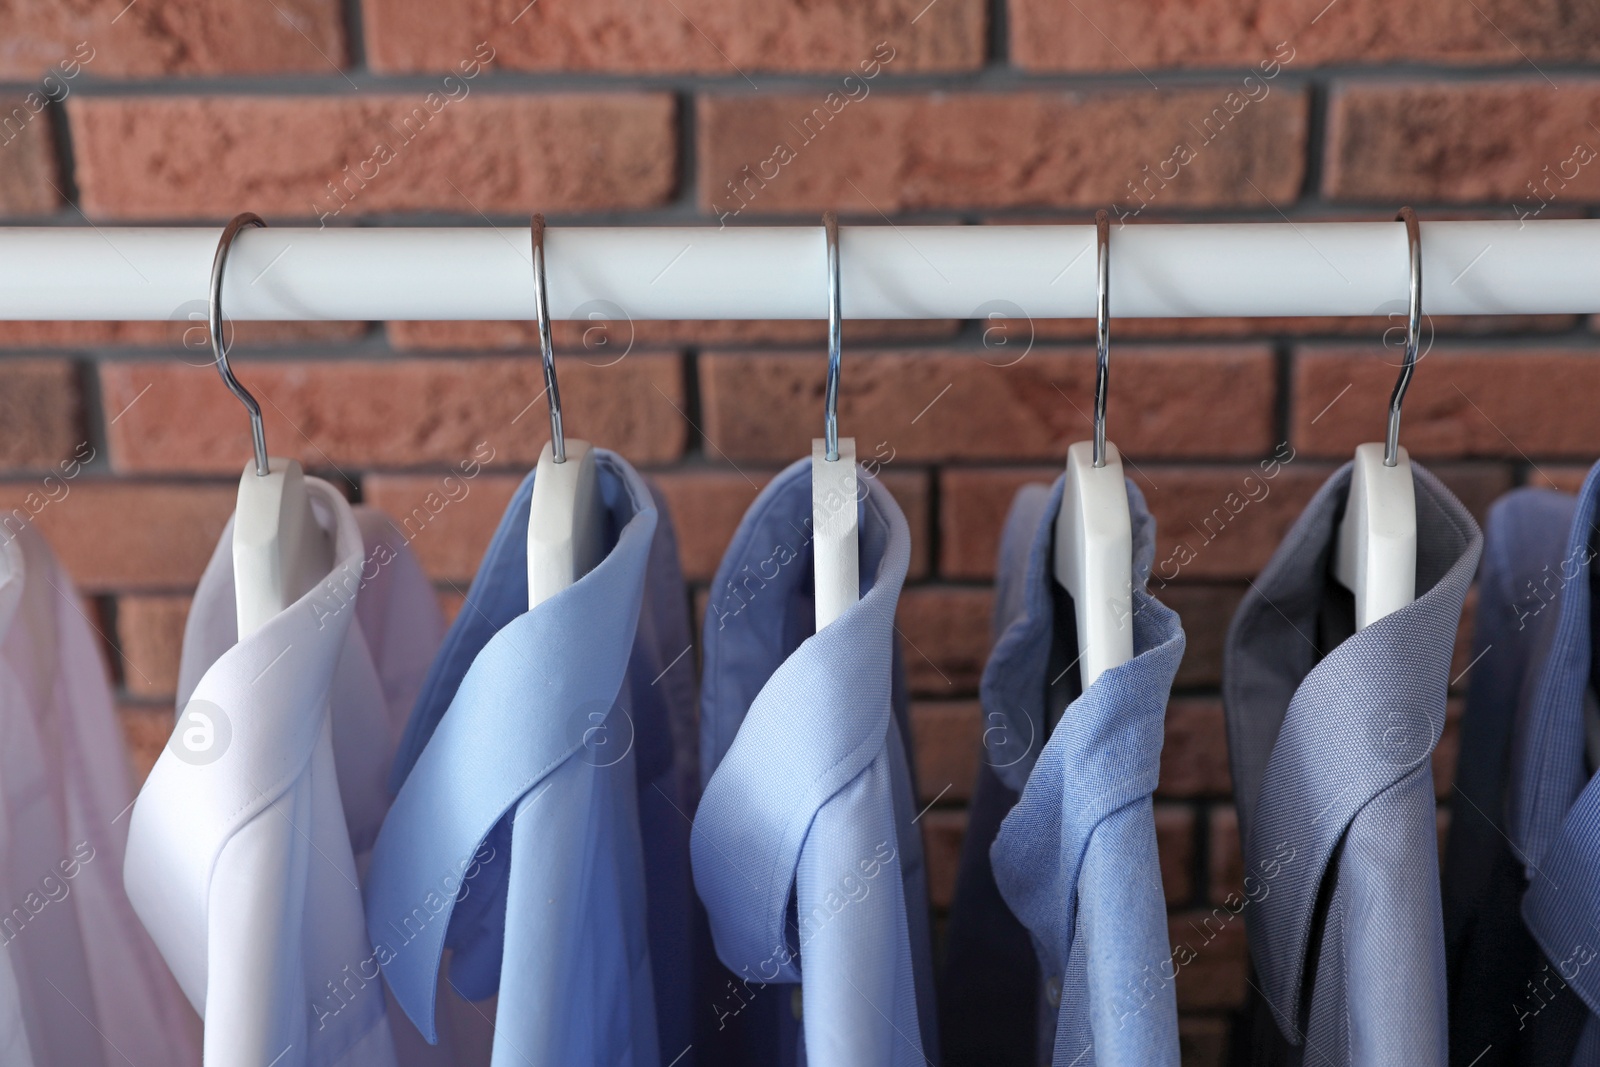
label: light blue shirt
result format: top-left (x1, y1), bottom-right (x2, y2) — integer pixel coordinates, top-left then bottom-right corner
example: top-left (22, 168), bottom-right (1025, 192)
top-left (944, 477), bottom-right (1184, 1066)
top-left (690, 458), bottom-right (937, 1067)
top-left (363, 451), bottom-right (701, 1066)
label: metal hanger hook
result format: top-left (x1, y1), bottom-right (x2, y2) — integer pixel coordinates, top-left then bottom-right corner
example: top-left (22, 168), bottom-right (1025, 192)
top-left (210, 212), bottom-right (269, 477)
top-left (822, 211), bottom-right (842, 463)
top-left (1093, 209), bottom-right (1111, 469)
top-left (1386, 206), bottom-right (1422, 467)
top-left (531, 214), bottom-right (566, 463)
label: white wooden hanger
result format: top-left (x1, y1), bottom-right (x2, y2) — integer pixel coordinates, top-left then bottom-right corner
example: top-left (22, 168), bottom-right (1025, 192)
top-left (210, 214), bottom-right (332, 638)
top-left (813, 212), bottom-right (859, 632)
top-left (526, 215), bottom-right (605, 609)
top-left (1333, 207), bottom-right (1422, 630)
top-left (1053, 211), bottom-right (1134, 690)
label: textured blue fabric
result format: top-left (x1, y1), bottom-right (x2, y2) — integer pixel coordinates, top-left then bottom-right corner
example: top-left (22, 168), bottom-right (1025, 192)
top-left (1442, 486), bottom-right (1587, 1067)
top-left (955, 477), bottom-right (1185, 1066)
top-left (691, 458), bottom-right (937, 1067)
top-left (1225, 460), bottom-right (1480, 1067)
top-left (1510, 461), bottom-right (1600, 1061)
top-left (364, 451), bottom-right (701, 1066)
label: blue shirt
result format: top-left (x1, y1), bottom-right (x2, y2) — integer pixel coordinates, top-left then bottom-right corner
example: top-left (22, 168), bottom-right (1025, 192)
top-left (690, 458), bottom-right (937, 1067)
top-left (943, 476), bottom-right (1184, 1066)
top-left (1225, 460), bottom-right (1480, 1067)
top-left (364, 451), bottom-right (702, 1066)
top-left (1501, 463), bottom-right (1600, 1064)
top-left (1443, 484), bottom-right (1589, 1065)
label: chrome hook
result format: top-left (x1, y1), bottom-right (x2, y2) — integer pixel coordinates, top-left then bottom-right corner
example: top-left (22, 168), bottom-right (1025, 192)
top-left (822, 211), bottom-right (842, 463)
top-left (210, 212), bottom-right (269, 477)
top-left (1386, 206), bottom-right (1421, 467)
top-left (531, 213), bottom-right (567, 464)
top-left (1093, 209), bottom-right (1111, 469)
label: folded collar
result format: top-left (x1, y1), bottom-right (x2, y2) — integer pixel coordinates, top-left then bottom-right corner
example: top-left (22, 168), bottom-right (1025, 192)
top-left (1223, 459), bottom-right (1480, 1030)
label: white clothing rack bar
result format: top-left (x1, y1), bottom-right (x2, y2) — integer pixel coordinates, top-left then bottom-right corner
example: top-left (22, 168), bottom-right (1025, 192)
top-left (0, 220), bottom-right (1593, 321)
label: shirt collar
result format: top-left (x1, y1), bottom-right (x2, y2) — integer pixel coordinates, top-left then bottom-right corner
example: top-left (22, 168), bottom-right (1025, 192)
top-left (980, 474), bottom-right (1161, 791)
top-left (1222, 459), bottom-right (1481, 1033)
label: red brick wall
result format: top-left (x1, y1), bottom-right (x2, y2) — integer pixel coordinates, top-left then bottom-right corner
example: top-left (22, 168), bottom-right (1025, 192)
top-left (2, 2), bottom-right (1597, 1062)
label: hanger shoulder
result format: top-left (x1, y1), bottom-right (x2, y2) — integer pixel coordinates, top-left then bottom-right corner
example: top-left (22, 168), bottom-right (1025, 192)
top-left (1053, 440), bottom-right (1135, 688)
top-left (232, 458), bottom-right (335, 637)
top-left (812, 436), bottom-right (860, 632)
top-left (528, 439), bottom-right (606, 608)
top-left (1333, 441), bottom-right (1417, 630)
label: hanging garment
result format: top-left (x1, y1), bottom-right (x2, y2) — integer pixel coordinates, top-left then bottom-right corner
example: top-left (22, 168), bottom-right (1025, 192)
top-left (690, 459), bottom-right (936, 1067)
top-left (1442, 484), bottom-right (1591, 1066)
top-left (365, 450), bottom-right (701, 1067)
top-left (159, 494), bottom-right (487, 1067)
top-left (940, 477), bottom-right (1183, 1067)
top-left (0, 523), bottom-right (199, 1067)
top-left (1506, 463), bottom-right (1600, 1065)
top-left (125, 477), bottom-right (423, 1067)
top-left (1224, 460), bottom-right (1480, 1066)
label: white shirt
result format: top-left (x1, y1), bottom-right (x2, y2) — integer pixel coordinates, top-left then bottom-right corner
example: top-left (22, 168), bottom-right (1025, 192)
top-left (126, 478), bottom-right (435, 1067)
top-left (0, 522), bottom-right (200, 1067)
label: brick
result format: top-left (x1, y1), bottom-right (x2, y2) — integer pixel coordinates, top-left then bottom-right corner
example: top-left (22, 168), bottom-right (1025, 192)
top-left (1292, 347), bottom-right (1600, 460)
top-left (363, 0), bottom-right (982, 73)
top-left (386, 318), bottom-right (961, 352)
top-left (1010, 0), bottom-right (1600, 71)
top-left (1164, 584), bottom-right (1246, 689)
top-left (1159, 698), bottom-right (1233, 799)
top-left (940, 462), bottom-right (1325, 583)
top-left (362, 473), bottom-right (522, 585)
top-left (68, 94), bottom-right (676, 220)
top-left (701, 347), bottom-right (1276, 464)
top-left (372, 461), bottom-right (925, 587)
top-left (654, 465), bottom-right (930, 583)
top-left (3, 319), bottom-right (366, 348)
top-left (920, 808), bottom-right (965, 910)
top-left (1530, 466), bottom-right (1592, 493)
top-left (873, 469), bottom-right (930, 579)
top-left (697, 90), bottom-right (1306, 216)
top-left (1095, 314), bottom-right (1580, 342)
top-left (1208, 805), bottom-right (1243, 905)
top-left (937, 467), bottom-right (1051, 579)
top-left (0, 321), bottom-right (368, 349)
top-left (115, 595), bottom-right (189, 699)
top-left (0, 2), bottom-right (346, 78)
top-left (118, 703), bottom-right (174, 790)
top-left (1155, 803), bottom-right (1196, 905)
top-left (652, 468), bottom-right (767, 584)
top-left (0, 94), bottom-right (60, 216)
top-left (1429, 462), bottom-right (1516, 525)
top-left (1140, 463), bottom-right (1329, 585)
top-left (897, 585), bottom-right (992, 697)
top-left (909, 700), bottom-right (981, 804)
top-left (1326, 81), bottom-right (1600, 204)
top-left (1169, 908), bottom-right (1249, 1011)
top-left (101, 353), bottom-right (688, 473)
top-left (0, 359), bottom-right (82, 470)
top-left (0, 482), bottom-right (234, 592)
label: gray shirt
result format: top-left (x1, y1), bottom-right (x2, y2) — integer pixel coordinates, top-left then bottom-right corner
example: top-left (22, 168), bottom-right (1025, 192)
top-left (1225, 460), bottom-right (1481, 1066)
